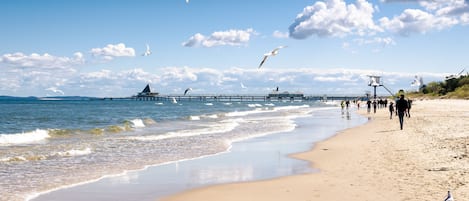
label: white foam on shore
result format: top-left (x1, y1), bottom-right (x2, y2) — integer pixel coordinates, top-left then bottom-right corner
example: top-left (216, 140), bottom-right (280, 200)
top-left (1, 147), bottom-right (93, 163)
top-left (203, 114), bottom-right (218, 119)
top-left (128, 119), bottom-right (242, 142)
top-left (0, 129), bottom-right (50, 146)
top-left (225, 108), bottom-right (268, 117)
top-left (189, 115), bottom-right (201, 120)
top-left (55, 148), bottom-right (92, 157)
top-left (247, 103), bottom-right (262, 108)
top-left (130, 119), bottom-right (145, 128)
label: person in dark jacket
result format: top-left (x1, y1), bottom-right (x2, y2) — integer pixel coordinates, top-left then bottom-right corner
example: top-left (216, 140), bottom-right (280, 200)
top-left (389, 102), bottom-right (394, 119)
top-left (396, 94), bottom-right (409, 130)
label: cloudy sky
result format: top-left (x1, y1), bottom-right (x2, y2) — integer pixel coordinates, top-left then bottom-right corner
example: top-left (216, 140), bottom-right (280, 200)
top-left (1, 0), bottom-right (467, 97)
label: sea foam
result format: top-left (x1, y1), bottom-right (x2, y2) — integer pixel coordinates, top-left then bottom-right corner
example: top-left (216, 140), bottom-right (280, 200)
top-left (0, 129), bottom-right (50, 146)
top-left (55, 148), bottom-right (92, 157)
top-left (130, 119), bottom-right (146, 128)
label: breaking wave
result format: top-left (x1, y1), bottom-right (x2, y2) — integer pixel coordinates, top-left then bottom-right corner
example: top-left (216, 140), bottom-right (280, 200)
top-left (0, 129), bottom-right (50, 146)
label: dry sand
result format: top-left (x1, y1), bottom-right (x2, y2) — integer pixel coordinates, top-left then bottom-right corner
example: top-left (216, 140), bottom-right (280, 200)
top-left (162, 99), bottom-right (469, 201)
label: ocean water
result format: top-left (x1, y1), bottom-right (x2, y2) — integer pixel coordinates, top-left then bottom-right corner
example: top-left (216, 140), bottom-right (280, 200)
top-left (0, 98), bottom-right (342, 201)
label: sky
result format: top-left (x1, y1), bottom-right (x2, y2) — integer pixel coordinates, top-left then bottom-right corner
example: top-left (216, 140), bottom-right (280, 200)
top-left (1, 0), bottom-right (468, 97)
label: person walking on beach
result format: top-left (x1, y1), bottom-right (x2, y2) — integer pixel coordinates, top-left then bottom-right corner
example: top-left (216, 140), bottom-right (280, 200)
top-left (372, 100), bottom-right (377, 113)
top-left (366, 100), bottom-right (371, 114)
top-left (396, 94), bottom-right (409, 130)
top-left (389, 102), bottom-right (394, 119)
top-left (407, 99), bottom-right (413, 118)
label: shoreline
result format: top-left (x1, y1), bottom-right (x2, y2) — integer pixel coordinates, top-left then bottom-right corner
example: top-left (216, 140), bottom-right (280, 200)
top-left (31, 107), bottom-right (367, 201)
top-left (162, 99), bottom-right (469, 201)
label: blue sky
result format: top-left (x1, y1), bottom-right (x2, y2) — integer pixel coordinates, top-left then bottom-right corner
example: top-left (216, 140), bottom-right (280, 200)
top-left (1, 0), bottom-right (468, 97)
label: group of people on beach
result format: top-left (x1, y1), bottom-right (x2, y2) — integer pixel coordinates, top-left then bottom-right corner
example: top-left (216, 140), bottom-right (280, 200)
top-left (361, 95), bottom-right (412, 130)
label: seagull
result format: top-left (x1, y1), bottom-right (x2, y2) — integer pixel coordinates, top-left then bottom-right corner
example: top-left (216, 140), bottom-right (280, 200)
top-left (258, 45), bottom-right (287, 69)
top-left (142, 44), bottom-right (151, 56)
top-left (184, 87), bottom-right (192, 95)
top-left (240, 83), bottom-right (247, 89)
top-left (411, 75), bottom-right (421, 87)
top-left (444, 191), bottom-right (454, 201)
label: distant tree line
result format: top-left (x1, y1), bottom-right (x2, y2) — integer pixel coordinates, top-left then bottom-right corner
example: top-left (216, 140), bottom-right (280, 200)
top-left (418, 74), bottom-right (469, 98)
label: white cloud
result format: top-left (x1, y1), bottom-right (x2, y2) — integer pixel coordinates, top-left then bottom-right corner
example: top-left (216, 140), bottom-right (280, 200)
top-left (379, 0), bottom-right (468, 35)
top-left (289, 0), bottom-right (468, 40)
top-left (0, 52), bottom-right (84, 69)
top-left (289, 0), bottom-right (381, 39)
top-left (354, 37), bottom-right (396, 46)
top-left (0, 65), bottom-right (447, 97)
top-left (182, 29), bottom-right (256, 47)
top-left (272, 30), bottom-right (289, 38)
top-left (379, 9), bottom-right (458, 35)
top-left (90, 43), bottom-right (135, 60)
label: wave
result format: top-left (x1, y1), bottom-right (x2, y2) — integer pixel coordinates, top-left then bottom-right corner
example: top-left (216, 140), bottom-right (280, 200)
top-left (272, 104), bottom-right (310, 111)
top-left (55, 148), bottom-right (92, 157)
top-left (130, 119), bottom-right (146, 128)
top-left (189, 114), bottom-right (218, 121)
top-left (205, 103), bottom-right (213, 106)
top-left (0, 129), bottom-right (50, 146)
top-left (225, 107), bottom-right (272, 117)
top-left (189, 115), bottom-right (201, 120)
top-left (203, 114), bottom-right (218, 119)
top-left (0, 155), bottom-right (47, 162)
top-left (128, 118), bottom-right (242, 142)
top-left (320, 100), bottom-right (341, 106)
top-left (143, 118), bottom-right (157, 125)
top-left (247, 103), bottom-right (263, 108)
top-left (1, 147), bottom-right (92, 163)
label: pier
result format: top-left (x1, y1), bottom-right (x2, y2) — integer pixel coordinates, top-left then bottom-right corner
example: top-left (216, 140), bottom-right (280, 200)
top-left (100, 84), bottom-right (366, 102)
top-left (102, 94), bottom-right (365, 102)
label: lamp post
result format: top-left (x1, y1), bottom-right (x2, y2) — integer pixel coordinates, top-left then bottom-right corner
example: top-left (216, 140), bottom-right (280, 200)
top-left (368, 75), bottom-right (382, 100)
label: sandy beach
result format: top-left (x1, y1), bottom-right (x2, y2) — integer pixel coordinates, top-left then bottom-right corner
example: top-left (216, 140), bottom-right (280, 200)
top-left (162, 99), bottom-right (469, 201)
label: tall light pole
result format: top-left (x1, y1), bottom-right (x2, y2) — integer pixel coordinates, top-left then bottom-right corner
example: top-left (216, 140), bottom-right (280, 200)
top-left (368, 75), bottom-right (382, 100)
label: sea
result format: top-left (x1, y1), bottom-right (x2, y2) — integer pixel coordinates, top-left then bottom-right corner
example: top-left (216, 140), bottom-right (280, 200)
top-left (0, 97), bottom-right (363, 201)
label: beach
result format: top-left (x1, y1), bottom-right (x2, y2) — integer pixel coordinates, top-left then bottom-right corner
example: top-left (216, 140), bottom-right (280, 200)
top-left (162, 99), bottom-right (469, 201)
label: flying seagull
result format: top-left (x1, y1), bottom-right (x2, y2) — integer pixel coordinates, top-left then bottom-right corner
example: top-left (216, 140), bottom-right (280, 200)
top-left (240, 82), bottom-right (247, 89)
top-left (184, 87), bottom-right (192, 95)
top-left (444, 191), bottom-right (454, 201)
top-left (446, 68), bottom-right (465, 80)
top-left (411, 75), bottom-right (421, 87)
top-left (142, 44), bottom-right (151, 56)
top-left (258, 46), bottom-right (287, 69)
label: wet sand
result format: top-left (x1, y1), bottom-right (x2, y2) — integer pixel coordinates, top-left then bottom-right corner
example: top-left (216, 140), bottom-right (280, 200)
top-left (162, 99), bottom-right (469, 201)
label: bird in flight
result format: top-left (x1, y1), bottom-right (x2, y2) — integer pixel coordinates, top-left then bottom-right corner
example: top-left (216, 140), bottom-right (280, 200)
top-left (240, 82), bottom-right (247, 89)
top-left (258, 46), bottom-right (287, 69)
top-left (184, 88), bottom-right (192, 95)
top-left (142, 44), bottom-right (151, 56)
